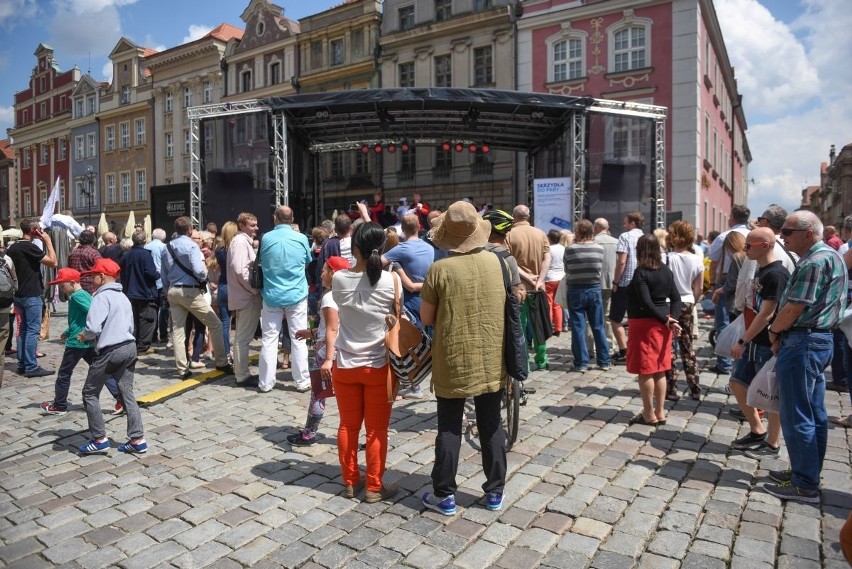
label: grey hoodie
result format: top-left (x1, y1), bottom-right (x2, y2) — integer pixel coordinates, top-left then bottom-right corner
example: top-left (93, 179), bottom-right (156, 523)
top-left (81, 282), bottom-right (135, 351)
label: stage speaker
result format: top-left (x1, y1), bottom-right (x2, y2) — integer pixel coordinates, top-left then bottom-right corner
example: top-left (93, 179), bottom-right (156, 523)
top-left (204, 169), bottom-right (275, 233)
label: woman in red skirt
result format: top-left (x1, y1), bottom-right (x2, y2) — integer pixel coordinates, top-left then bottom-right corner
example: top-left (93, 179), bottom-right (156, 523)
top-left (625, 234), bottom-right (682, 426)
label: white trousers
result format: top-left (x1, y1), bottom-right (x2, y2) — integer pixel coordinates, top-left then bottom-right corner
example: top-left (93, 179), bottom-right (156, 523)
top-left (258, 299), bottom-right (310, 392)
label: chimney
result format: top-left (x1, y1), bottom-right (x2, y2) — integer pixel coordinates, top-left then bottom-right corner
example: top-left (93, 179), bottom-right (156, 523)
top-left (830, 144), bottom-right (836, 165)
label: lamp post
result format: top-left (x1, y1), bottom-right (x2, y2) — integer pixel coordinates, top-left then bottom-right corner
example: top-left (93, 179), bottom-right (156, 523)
top-left (82, 166), bottom-right (96, 227)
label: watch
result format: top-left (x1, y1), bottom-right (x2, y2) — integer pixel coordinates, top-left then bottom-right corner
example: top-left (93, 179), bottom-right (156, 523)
top-left (737, 339), bottom-right (745, 345)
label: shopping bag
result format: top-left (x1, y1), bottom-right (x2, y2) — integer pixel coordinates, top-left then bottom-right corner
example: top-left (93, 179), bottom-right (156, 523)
top-left (310, 369), bottom-right (334, 399)
top-left (840, 307), bottom-right (852, 348)
top-left (746, 356), bottom-right (779, 413)
top-left (714, 313), bottom-right (745, 358)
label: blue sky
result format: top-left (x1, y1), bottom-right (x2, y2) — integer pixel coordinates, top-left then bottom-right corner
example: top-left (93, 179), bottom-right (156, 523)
top-left (1, 0), bottom-right (849, 220)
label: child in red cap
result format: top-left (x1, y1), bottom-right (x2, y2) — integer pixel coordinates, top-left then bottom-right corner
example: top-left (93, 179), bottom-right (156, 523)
top-left (289, 256), bottom-right (350, 446)
top-left (77, 259), bottom-right (147, 454)
top-left (40, 268), bottom-right (123, 415)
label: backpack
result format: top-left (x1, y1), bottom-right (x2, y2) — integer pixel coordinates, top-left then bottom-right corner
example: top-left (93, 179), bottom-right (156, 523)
top-left (0, 258), bottom-right (15, 308)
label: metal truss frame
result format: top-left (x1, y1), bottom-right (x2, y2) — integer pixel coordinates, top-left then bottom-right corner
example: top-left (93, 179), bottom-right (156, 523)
top-left (570, 112), bottom-right (587, 223)
top-left (186, 100), bottom-right (272, 227)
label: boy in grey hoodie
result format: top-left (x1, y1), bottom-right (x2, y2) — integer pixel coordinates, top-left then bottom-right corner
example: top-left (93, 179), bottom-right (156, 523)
top-left (77, 258), bottom-right (148, 454)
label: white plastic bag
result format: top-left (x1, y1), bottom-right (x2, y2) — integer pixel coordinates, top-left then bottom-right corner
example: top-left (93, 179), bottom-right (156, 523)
top-left (555, 276), bottom-right (567, 307)
top-left (714, 313), bottom-right (745, 358)
top-left (840, 307), bottom-right (852, 348)
top-left (746, 356), bottom-right (779, 413)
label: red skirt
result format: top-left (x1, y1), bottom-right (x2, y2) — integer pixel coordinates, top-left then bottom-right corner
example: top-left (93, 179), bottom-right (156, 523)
top-left (626, 317), bottom-right (673, 375)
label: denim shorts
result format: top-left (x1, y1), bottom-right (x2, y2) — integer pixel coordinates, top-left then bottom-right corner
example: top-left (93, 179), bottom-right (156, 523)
top-left (731, 343), bottom-right (774, 387)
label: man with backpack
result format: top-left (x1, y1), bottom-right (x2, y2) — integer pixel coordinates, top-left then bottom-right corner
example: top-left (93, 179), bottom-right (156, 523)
top-left (0, 244), bottom-right (18, 388)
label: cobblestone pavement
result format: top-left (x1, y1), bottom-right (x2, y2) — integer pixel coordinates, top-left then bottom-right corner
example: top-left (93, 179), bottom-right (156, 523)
top-left (1, 307), bottom-right (851, 568)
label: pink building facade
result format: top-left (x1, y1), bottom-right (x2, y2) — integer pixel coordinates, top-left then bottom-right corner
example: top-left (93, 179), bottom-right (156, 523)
top-left (518, 0), bottom-right (750, 234)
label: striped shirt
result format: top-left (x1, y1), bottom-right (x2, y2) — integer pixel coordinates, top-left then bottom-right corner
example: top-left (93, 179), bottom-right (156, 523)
top-left (563, 243), bottom-right (604, 285)
top-left (779, 242), bottom-right (847, 330)
top-left (615, 228), bottom-right (644, 287)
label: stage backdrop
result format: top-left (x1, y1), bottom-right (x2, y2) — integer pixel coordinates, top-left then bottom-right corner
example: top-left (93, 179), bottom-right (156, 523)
top-left (533, 177), bottom-right (573, 232)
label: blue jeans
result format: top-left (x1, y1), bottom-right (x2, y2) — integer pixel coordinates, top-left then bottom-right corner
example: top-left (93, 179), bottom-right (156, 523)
top-left (776, 330), bottom-right (833, 491)
top-left (14, 296), bottom-right (42, 374)
top-left (53, 346), bottom-right (122, 410)
top-left (714, 292), bottom-right (732, 372)
top-left (217, 284), bottom-right (231, 355)
top-left (567, 284), bottom-right (611, 368)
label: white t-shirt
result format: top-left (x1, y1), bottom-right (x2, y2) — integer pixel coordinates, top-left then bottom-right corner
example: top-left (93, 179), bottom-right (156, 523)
top-left (332, 270), bottom-right (398, 368)
top-left (315, 291), bottom-right (338, 363)
top-left (667, 250), bottom-right (704, 305)
top-left (339, 236), bottom-right (355, 267)
top-left (546, 243), bottom-right (566, 282)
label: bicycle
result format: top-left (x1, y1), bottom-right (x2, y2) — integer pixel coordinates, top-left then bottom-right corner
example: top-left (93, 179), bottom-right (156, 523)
top-left (503, 377), bottom-right (535, 450)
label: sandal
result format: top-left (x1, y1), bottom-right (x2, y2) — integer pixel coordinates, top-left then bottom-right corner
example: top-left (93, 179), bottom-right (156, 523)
top-left (830, 416), bottom-right (852, 428)
top-left (629, 414), bottom-right (659, 426)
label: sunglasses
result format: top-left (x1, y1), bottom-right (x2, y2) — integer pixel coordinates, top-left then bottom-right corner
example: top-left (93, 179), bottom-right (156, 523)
top-left (780, 227), bottom-right (808, 237)
top-left (756, 217), bottom-right (768, 223)
top-left (744, 242), bottom-right (764, 251)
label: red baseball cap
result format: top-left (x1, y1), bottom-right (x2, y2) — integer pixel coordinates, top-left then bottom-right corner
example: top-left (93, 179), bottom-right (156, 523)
top-left (325, 256), bottom-right (350, 273)
top-left (81, 258), bottom-right (121, 278)
top-left (49, 267), bottom-right (81, 285)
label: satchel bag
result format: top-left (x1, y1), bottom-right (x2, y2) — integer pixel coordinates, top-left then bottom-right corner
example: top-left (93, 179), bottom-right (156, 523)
top-left (249, 237), bottom-right (263, 290)
top-left (385, 273), bottom-right (432, 391)
top-left (310, 368), bottom-right (334, 399)
top-left (495, 251), bottom-right (528, 382)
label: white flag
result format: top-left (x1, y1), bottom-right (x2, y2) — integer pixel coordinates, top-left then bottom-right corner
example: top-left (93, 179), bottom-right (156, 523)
top-left (39, 176), bottom-right (61, 229)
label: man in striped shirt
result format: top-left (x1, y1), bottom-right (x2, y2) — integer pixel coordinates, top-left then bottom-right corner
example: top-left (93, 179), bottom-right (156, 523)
top-left (610, 211), bottom-right (645, 362)
top-left (564, 219), bottom-right (611, 371)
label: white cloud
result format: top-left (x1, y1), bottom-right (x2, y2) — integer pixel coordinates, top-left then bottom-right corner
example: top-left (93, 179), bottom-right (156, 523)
top-left (46, 2), bottom-right (122, 63)
top-left (57, 0), bottom-right (138, 16)
top-left (101, 61), bottom-right (113, 83)
top-left (0, 0), bottom-right (37, 27)
top-left (716, 0), bottom-right (819, 118)
top-left (794, 0), bottom-right (852, 95)
top-left (183, 24), bottom-right (213, 44)
top-left (0, 105), bottom-right (14, 136)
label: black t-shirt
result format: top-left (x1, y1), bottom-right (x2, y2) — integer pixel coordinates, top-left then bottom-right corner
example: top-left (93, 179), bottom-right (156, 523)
top-left (626, 266), bottom-right (682, 323)
top-left (100, 243), bottom-right (122, 262)
top-left (7, 240), bottom-right (46, 298)
top-left (752, 260), bottom-right (790, 346)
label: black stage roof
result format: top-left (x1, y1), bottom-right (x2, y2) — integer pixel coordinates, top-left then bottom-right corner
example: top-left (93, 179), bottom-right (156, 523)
top-left (263, 88), bottom-right (595, 154)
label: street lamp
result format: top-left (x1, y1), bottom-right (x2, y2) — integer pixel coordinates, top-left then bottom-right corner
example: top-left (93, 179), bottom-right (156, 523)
top-left (81, 166), bottom-right (96, 227)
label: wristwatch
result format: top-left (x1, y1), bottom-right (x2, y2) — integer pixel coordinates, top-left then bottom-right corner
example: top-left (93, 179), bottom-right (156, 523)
top-left (737, 338), bottom-right (745, 345)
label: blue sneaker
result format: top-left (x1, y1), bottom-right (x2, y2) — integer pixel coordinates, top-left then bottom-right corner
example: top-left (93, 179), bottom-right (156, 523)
top-left (117, 440), bottom-right (148, 454)
top-left (485, 491), bottom-right (504, 511)
top-left (422, 491), bottom-right (456, 516)
top-left (79, 439), bottom-right (110, 454)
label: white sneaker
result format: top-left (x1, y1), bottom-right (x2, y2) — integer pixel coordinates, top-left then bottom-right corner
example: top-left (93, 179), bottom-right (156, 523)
top-left (189, 361), bottom-right (205, 369)
top-left (403, 387), bottom-right (424, 399)
top-left (295, 382), bottom-right (311, 393)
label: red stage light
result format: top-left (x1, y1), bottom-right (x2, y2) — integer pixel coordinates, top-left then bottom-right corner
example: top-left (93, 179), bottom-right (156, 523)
top-left (374, 144), bottom-right (383, 153)
top-left (441, 142), bottom-right (451, 152)
top-left (387, 143), bottom-right (396, 153)
top-left (454, 143), bottom-right (463, 152)
top-left (469, 144), bottom-right (478, 153)
top-left (401, 143), bottom-right (410, 153)
top-left (360, 145), bottom-right (370, 154)
top-left (482, 144), bottom-right (491, 154)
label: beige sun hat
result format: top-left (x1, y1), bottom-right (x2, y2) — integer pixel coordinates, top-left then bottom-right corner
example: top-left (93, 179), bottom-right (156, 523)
top-left (429, 200), bottom-right (490, 253)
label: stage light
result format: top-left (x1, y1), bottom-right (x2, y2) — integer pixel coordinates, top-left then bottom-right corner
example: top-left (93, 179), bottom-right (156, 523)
top-left (374, 144), bottom-right (383, 154)
top-left (441, 142), bottom-right (451, 152)
top-left (387, 143), bottom-right (396, 153)
top-left (482, 144), bottom-right (491, 154)
top-left (360, 145), bottom-right (370, 154)
top-left (401, 142), bottom-right (411, 153)
top-left (469, 144), bottom-right (478, 153)
top-left (454, 143), bottom-right (464, 152)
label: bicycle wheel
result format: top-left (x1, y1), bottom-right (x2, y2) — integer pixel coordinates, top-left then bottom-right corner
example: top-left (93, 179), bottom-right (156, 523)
top-left (504, 377), bottom-right (520, 450)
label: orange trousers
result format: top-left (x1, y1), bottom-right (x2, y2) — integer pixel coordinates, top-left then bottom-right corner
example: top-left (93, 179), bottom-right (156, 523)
top-left (332, 364), bottom-right (392, 492)
top-left (545, 280), bottom-right (563, 333)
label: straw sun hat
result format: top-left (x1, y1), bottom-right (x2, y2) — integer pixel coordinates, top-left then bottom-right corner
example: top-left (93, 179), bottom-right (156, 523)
top-left (429, 200), bottom-right (490, 253)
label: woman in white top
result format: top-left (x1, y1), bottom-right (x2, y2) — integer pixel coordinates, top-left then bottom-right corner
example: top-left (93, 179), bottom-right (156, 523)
top-left (665, 220), bottom-right (705, 400)
top-left (331, 223), bottom-right (401, 504)
top-left (545, 229), bottom-right (566, 335)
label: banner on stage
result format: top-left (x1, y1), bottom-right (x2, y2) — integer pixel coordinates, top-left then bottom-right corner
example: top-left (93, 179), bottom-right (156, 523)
top-left (533, 178), bottom-right (573, 232)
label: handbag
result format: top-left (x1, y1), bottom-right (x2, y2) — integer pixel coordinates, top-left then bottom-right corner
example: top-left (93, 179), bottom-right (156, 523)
top-left (310, 368), bottom-right (334, 399)
top-left (495, 251), bottom-right (528, 382)
top-left (746, 356), bottom-right (779, 413)
top-left (385, 273), bottom-right (432, 392)
top-left (249, 237), bottom-right (263, 290)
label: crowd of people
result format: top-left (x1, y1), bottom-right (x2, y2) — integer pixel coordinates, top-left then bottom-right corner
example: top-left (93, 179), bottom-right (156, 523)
top-left (3, 195), bottom-right (849, 516)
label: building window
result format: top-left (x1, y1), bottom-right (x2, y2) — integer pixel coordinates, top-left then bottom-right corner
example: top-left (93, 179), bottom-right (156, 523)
top-left (22, 109), bottom-right (29, 124)
top-left (329, 152), bottom-right (343, 179)
top-left (105, 126), bottom-right (115, 151)
top-left (355, 151), bottom-right (369, 174)
top-left (203, 80), bottom-right (212, 103)
top-left (58, 139), bottom-right (67, 160)
top-left (704, 113), bottom-right (710, 161)
top-left (351, 29), bottom-right (364, 58)
top-left (240, 70), bottom-right (252, 93)
top-left (135, 118), bottom-right (145, 146)
top-left (400, 147), bottom-right (416, 177)
top-left (473, 46), bottom-right (493, 86)
top-left (75, 98), bottom-right (84, 118)
top-left (120, 122), bottom-right (130, 149)
top-left (269, 62), bottom-right (280, 86)
top-left (399, 62), bottom-right (415, 87)
top-left (553, 38), bottom-right (584, 81)
top-left (40, 144), bottom-right (49, 165)
top-left (40, 101), bottom-right (47, 118)
top-left (23, 149), bottom-right (31, 168)
top-left (165, 133), bottom-right (174, 157)
top-left (204, 123), bottom-right (214, 155)
top-left (120, 172), bottom-right (130, 203)
top-left (235, 117), bottom-right (247, 144)
top-left (87, 133), bottom-right (96, 158)
top-left (605, 115), bottom-right (650, 162)
top-left (311, 41), bottom-right (323, 69)
top-left (87, 95), bottom-right (96, 114)
top-left (184, 130), bottom-right (191, 155)
top-left (713, 128), bottom-right (717, 167)
top-left (106, 174), bottom-right (116, 204)
top-left (435, 54), bottom-right (452, 87)
top-left (121, 85), bottom-right (130, 104)
top-left (331, 39), bottom-right (344, 66)
top-left (76, 136), bottom-right (85, 160)
top-left (182, 87), bottom-right (191, 108)
top-left (399, 6), bottom-right (414, 31)
top-left (611, 25), bottom-right (648, 72)
top-left (23, 190), bottom-right (31, 216)
top-left (39, 76), bottom-right (45, 92)
top-left (135, 170), bottom-right (146, 202)
top-left (474, 0), bottom-right (492, 10)
top-left (435, 0), bottom-right (452, 21)
top-left (165, 91), bottom-right (173, 112)
top-left (435, 149), bottom-right (452, 176)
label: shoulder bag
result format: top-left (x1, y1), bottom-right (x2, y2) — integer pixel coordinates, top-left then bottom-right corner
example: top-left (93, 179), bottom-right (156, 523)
top-left (249, 236), bottom-right (263, 290)
top-left (385, 273), bottom-right (432, 397)
top-left (166, 242), bottom-right (208, 288)
top-left (495, 252), bottom-right (529, 382)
